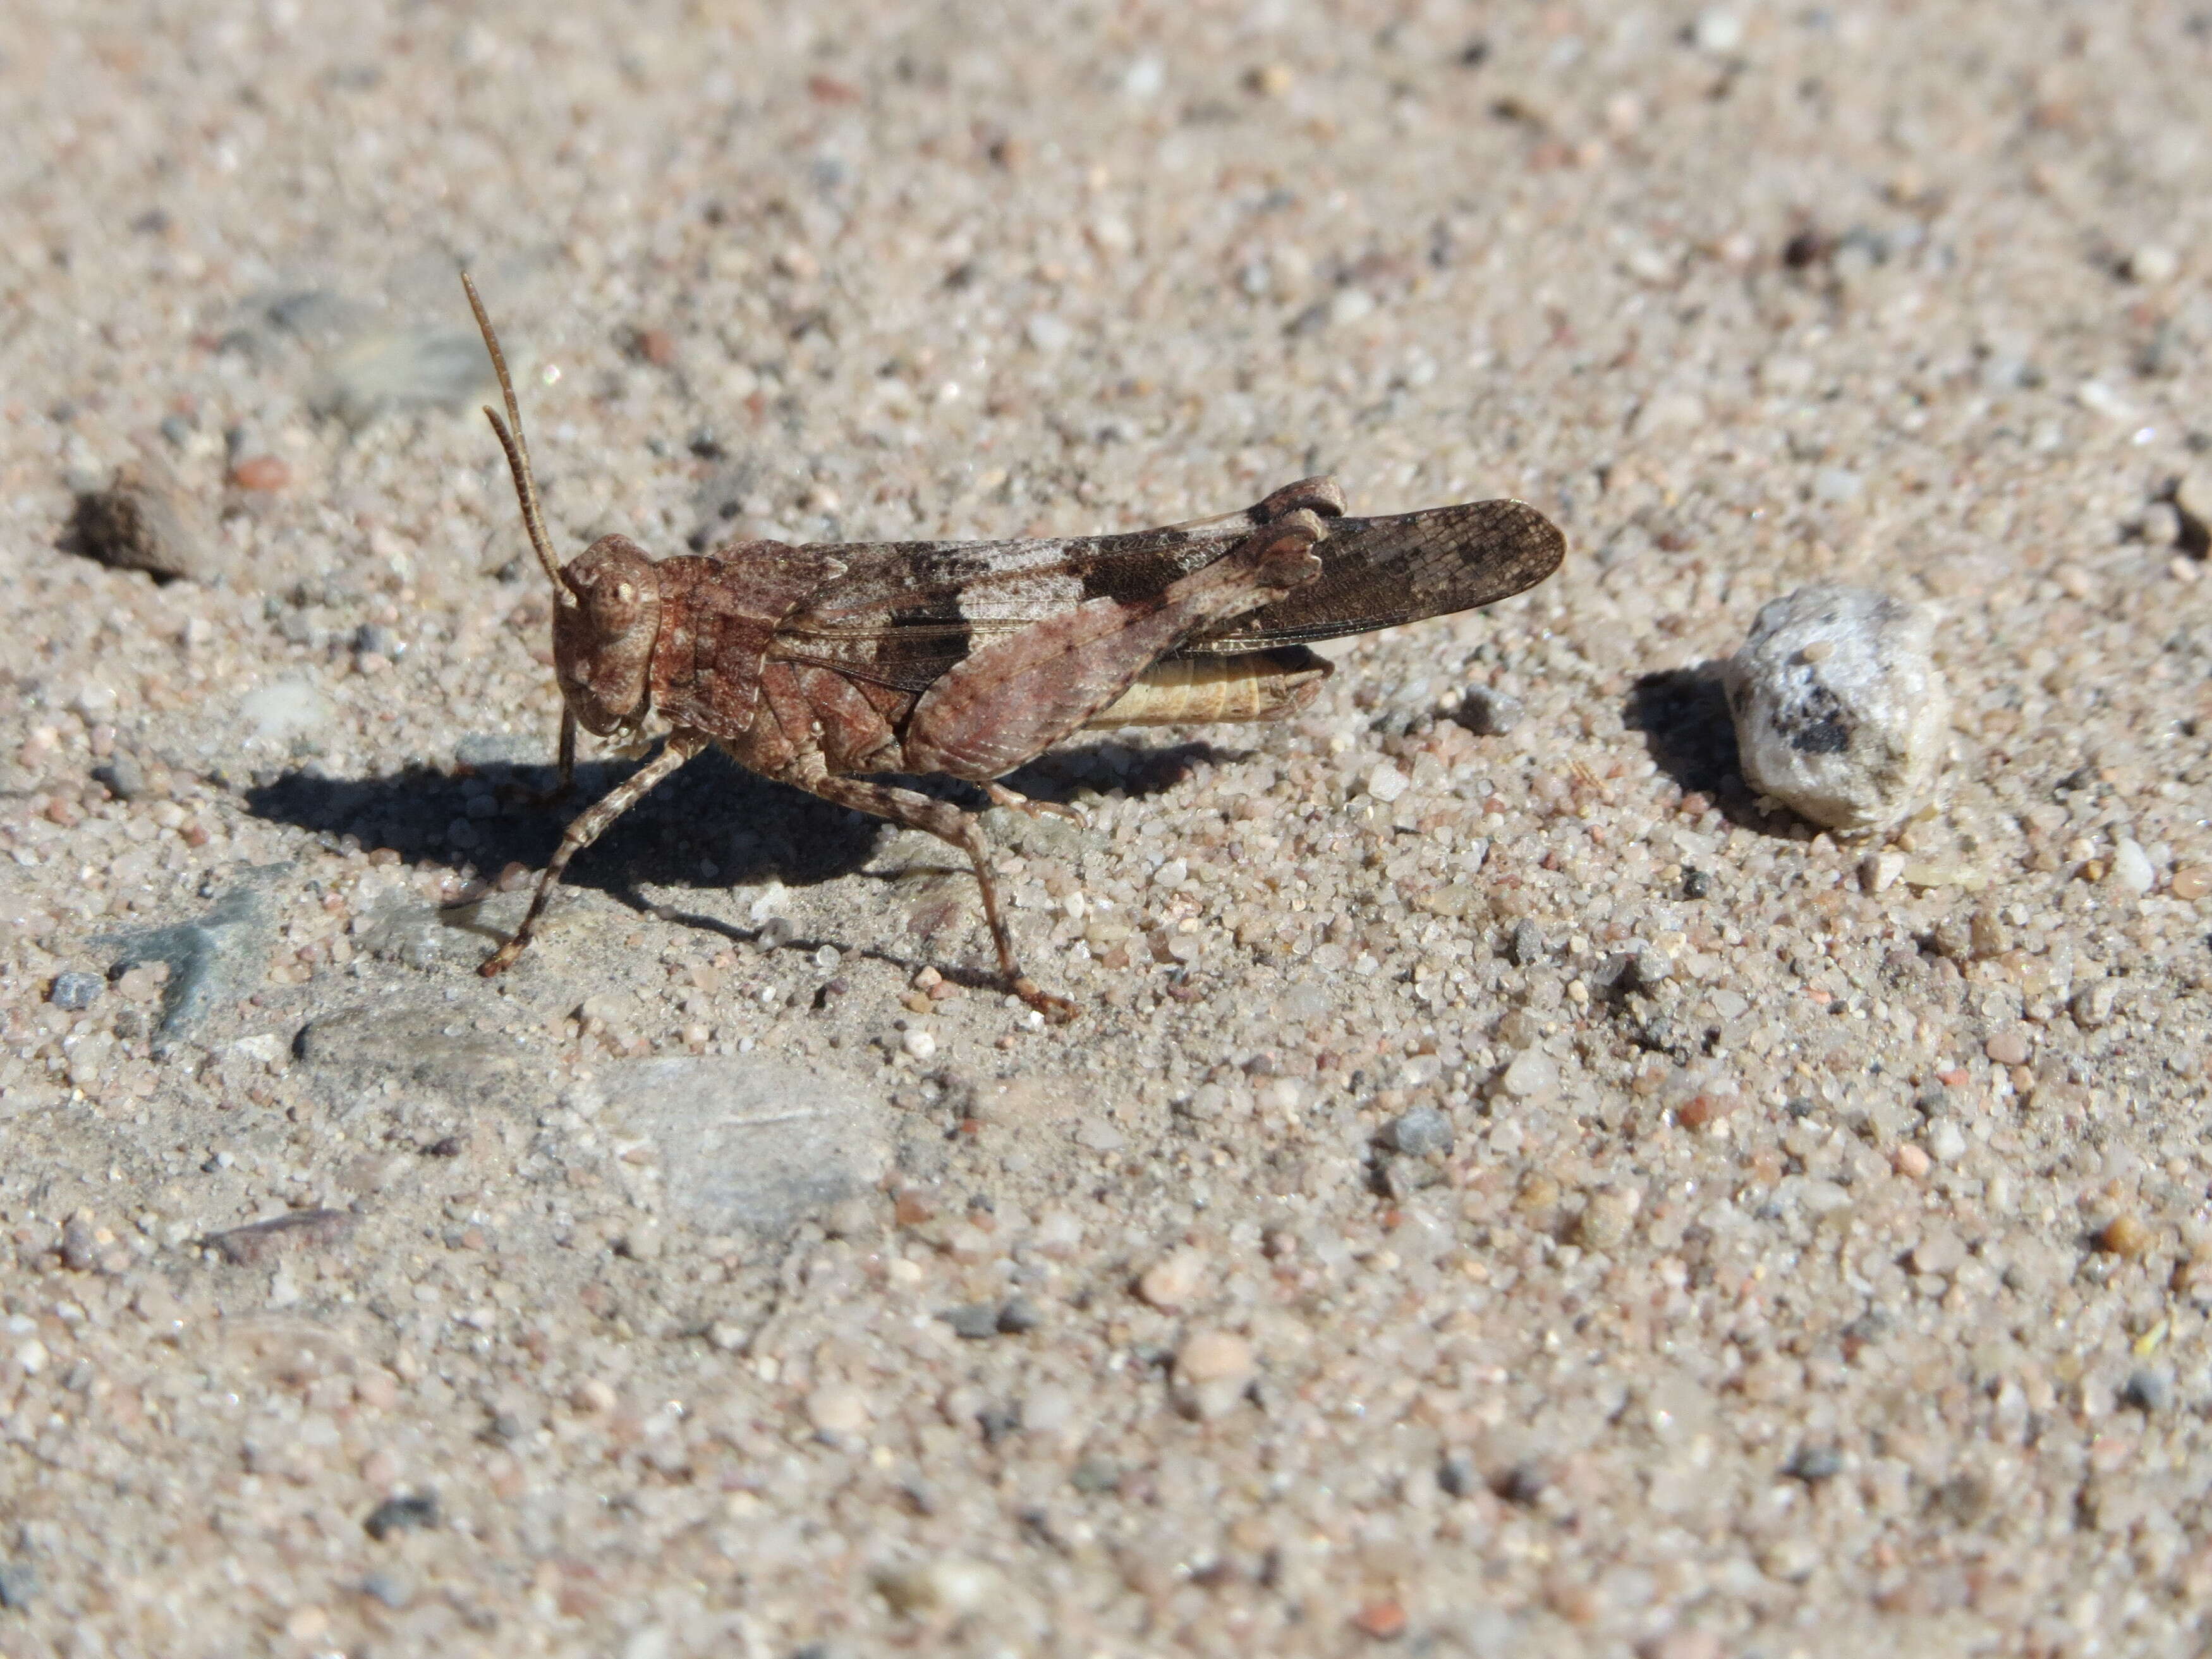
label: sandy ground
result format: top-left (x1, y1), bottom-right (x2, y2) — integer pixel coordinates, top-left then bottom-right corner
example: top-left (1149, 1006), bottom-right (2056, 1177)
top-left (4, 2), bottom-right (2212, 1655)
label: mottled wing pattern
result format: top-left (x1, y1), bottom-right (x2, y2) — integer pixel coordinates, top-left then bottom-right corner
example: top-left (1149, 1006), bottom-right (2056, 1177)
top-left (772, 519), bottom-right (1253, 691)
top-left (1178, 499), bottom-right (1564, 654)
top-left (767, 495), bottom-right (1562, 688)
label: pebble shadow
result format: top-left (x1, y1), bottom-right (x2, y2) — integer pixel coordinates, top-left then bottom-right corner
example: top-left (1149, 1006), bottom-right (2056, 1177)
top-left (1622, 664), bottom-right (1774, 833)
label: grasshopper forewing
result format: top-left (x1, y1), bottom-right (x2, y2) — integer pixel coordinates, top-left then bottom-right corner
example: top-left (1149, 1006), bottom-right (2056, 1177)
top-left (461, 276), bottom-right (1565, 1019)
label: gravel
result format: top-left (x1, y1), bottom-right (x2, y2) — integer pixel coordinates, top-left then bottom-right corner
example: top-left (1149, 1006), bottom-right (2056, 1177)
top-left (4, 6), bottom-right (2211, 1655)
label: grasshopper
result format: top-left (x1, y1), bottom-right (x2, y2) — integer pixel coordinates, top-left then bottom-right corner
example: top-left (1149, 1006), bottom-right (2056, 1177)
top-left (463, 276), bottom-right (1563, 1019)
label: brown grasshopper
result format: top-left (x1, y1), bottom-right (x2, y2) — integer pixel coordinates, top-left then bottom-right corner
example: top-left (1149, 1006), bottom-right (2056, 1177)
top-left (462, 276), bottom-right (1563, 1019)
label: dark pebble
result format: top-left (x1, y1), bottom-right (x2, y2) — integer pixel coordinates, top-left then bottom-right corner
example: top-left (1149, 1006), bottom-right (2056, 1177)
top-left (1386, 1104), bottom-right (1454, 1157)
top-left (1505, 918), bottom-right (1546, 966)
top-left (47, 972), bottom-right (102, 1011)
top-left (93, 757), bottom-right (149, 801)
top-left (996, 1296), bottom-right (1043, 1334)
top-left (363, 1492), bottom-right (440, 1540)
top-left (1683, 868), bottom-right (1713, 899)
top-left (938, 1302), bottom-right (1000, 1339)
top-left (0, 1560), bottom-right (35, 1609)
top-left (59, 1217), bottom-right (99, 1273)
top-left (1492, 1460), bottom-right (1547, 1505)
top-left (2123, 1369), bottom-right (2173, 1413)
top-left (1784, 1445), bottom-right (1843, 1483)
top-left (1070, 1457), bottom-right (1121, 1493)
top-left (1437, 1453), bottom-right (1478, 1498)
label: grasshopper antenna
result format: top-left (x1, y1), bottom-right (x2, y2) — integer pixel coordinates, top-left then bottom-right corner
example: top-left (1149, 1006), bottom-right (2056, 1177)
top-left (462, 272), bottom-right (574, 609)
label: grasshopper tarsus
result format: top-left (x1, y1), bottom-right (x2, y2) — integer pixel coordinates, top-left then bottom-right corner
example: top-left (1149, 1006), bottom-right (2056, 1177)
top-left (462, 277), bottom-right (1563, 1022)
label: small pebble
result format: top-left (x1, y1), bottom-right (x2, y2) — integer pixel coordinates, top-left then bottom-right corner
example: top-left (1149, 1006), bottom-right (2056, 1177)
top-left (1891, 1143), bottom-right (1932, 1178)
top-left (47, 971), bottom-right (102, 1011)
top-left (938, 1302), bottom-right (1000, 1339)
top-left (362, 1492), bottom-right (439, 1540)
top-left (901, 1028), bottom-right (937, 1061)
top-left (2100, 1215), bottom-right (2154, 1258)
top-left (1138, 1249), bottom-right (1209, 1310)
top-left (1681, 867), bottom-right (1712, 899)
top-left (1924, 1119), bottom-right (1968, 1164)
top-left (1352, 1600), bottom-right (1408, 1640)
top-left (1985, 1030), bottom-right (2031, 1067)
top-left (1576, 1184), bottom-right (1642, 1251)
top-left (1366, 763), bottom-right (1409, 804)
top-left (1784, 1445), bottom-right (1843, 1483)
top-left (873, 1557), bottom-right (995, 1617)
top-left (1505, 918), bottom-right (1546, 966)
top-left (1173, 1328), bottom-right (1255, 1419)
top-left (1386, 1105), bottom-right (1454, 1157)
top-left (2129, 245), bottom-right (2182, 284)
top-left (67, 456), bottom-right (217, 580)
top-left (1499, 1049), bottom-right (1559, 1100)
top-left (1691, 6), bottom-right (1744, 53)
top-left (2170, 866), bottom-right (2211, 902)
top-left (2072, 983), bottom-right (2118, 1030)
top-left (1723, 584), bottom-right (1948, 834)
top-left (996, 1297), bottom-right (1043, 1334)
top-left (2110, 839), bottom-right (2154, 896)
top-left (804, 1383), bottom-right (873, 1437)
top-left (59, 1216), bottom-right (100, 1272)
top-left (2122, 1369), bottom-right (2173, 1412)
top-left (228, 454), bottom-right (292, 491)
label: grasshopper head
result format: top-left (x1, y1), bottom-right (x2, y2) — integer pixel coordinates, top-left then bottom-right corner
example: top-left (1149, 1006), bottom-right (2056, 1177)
top-left (552, 535), bottom-right (661, 735)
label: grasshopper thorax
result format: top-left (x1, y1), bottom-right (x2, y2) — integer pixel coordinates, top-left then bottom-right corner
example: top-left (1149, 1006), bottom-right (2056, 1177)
top-left (553, 535), bottom-right (662, 735)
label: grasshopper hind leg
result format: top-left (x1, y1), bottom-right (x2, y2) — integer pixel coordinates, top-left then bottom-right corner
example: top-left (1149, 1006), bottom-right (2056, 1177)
top-left (806, 775), bottom-right (1077, 1023)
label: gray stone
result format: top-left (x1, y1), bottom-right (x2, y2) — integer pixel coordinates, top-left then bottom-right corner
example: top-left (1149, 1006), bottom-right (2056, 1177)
top-left (1723, 584), bottom-right (1948, 834)
top-left (1784, 1445), bottom-right (1843, 1483)
top-left (1386, 1105), bottom-right (1454, 1157)
top-left (2122, 1369), bottom-right (2173, 1413)
top-left (315, 325), bottom-right (495, 428)
top-left (293, 1003), bottom-right (526, 1085)
top-left (939, 1302), bottom-right (1000, 1339)
top-left (0, 1560), bottom-right (35, 1609)
top-left (997, 1297), bottom-right (1043, 1334)
top-left (96, 869), bottom-right (284, 1044)
top-left (93, 755), bottom-right (149, 801)
top-left (202, 1208), bottom-right (358, 1267)
top-left (47, 972), bottom-right (102, 1011)
top-left (616, 1057), bottom-right (887, 1234)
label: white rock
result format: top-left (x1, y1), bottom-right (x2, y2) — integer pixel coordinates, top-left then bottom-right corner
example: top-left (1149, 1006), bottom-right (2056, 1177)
top-left (240, 677), bottom-right (334, 743)
top-left (2112, 839), bottom-right (2155, 895)
top-left (1723, 585), bottom-right (1948, 834)
top-left (2129, 245), bottom-right (2181, 284)
top-left (1499, 1049), bottom-right (1559, 1100)
top-left (1366, 763), bottom-right (1409, 803)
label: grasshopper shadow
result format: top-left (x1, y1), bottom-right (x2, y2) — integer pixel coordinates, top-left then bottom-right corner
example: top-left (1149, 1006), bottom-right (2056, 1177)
top-left (243, 736), bottom-right (1235, 908)
top-left (242, 748), bottom-right (886, 901)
